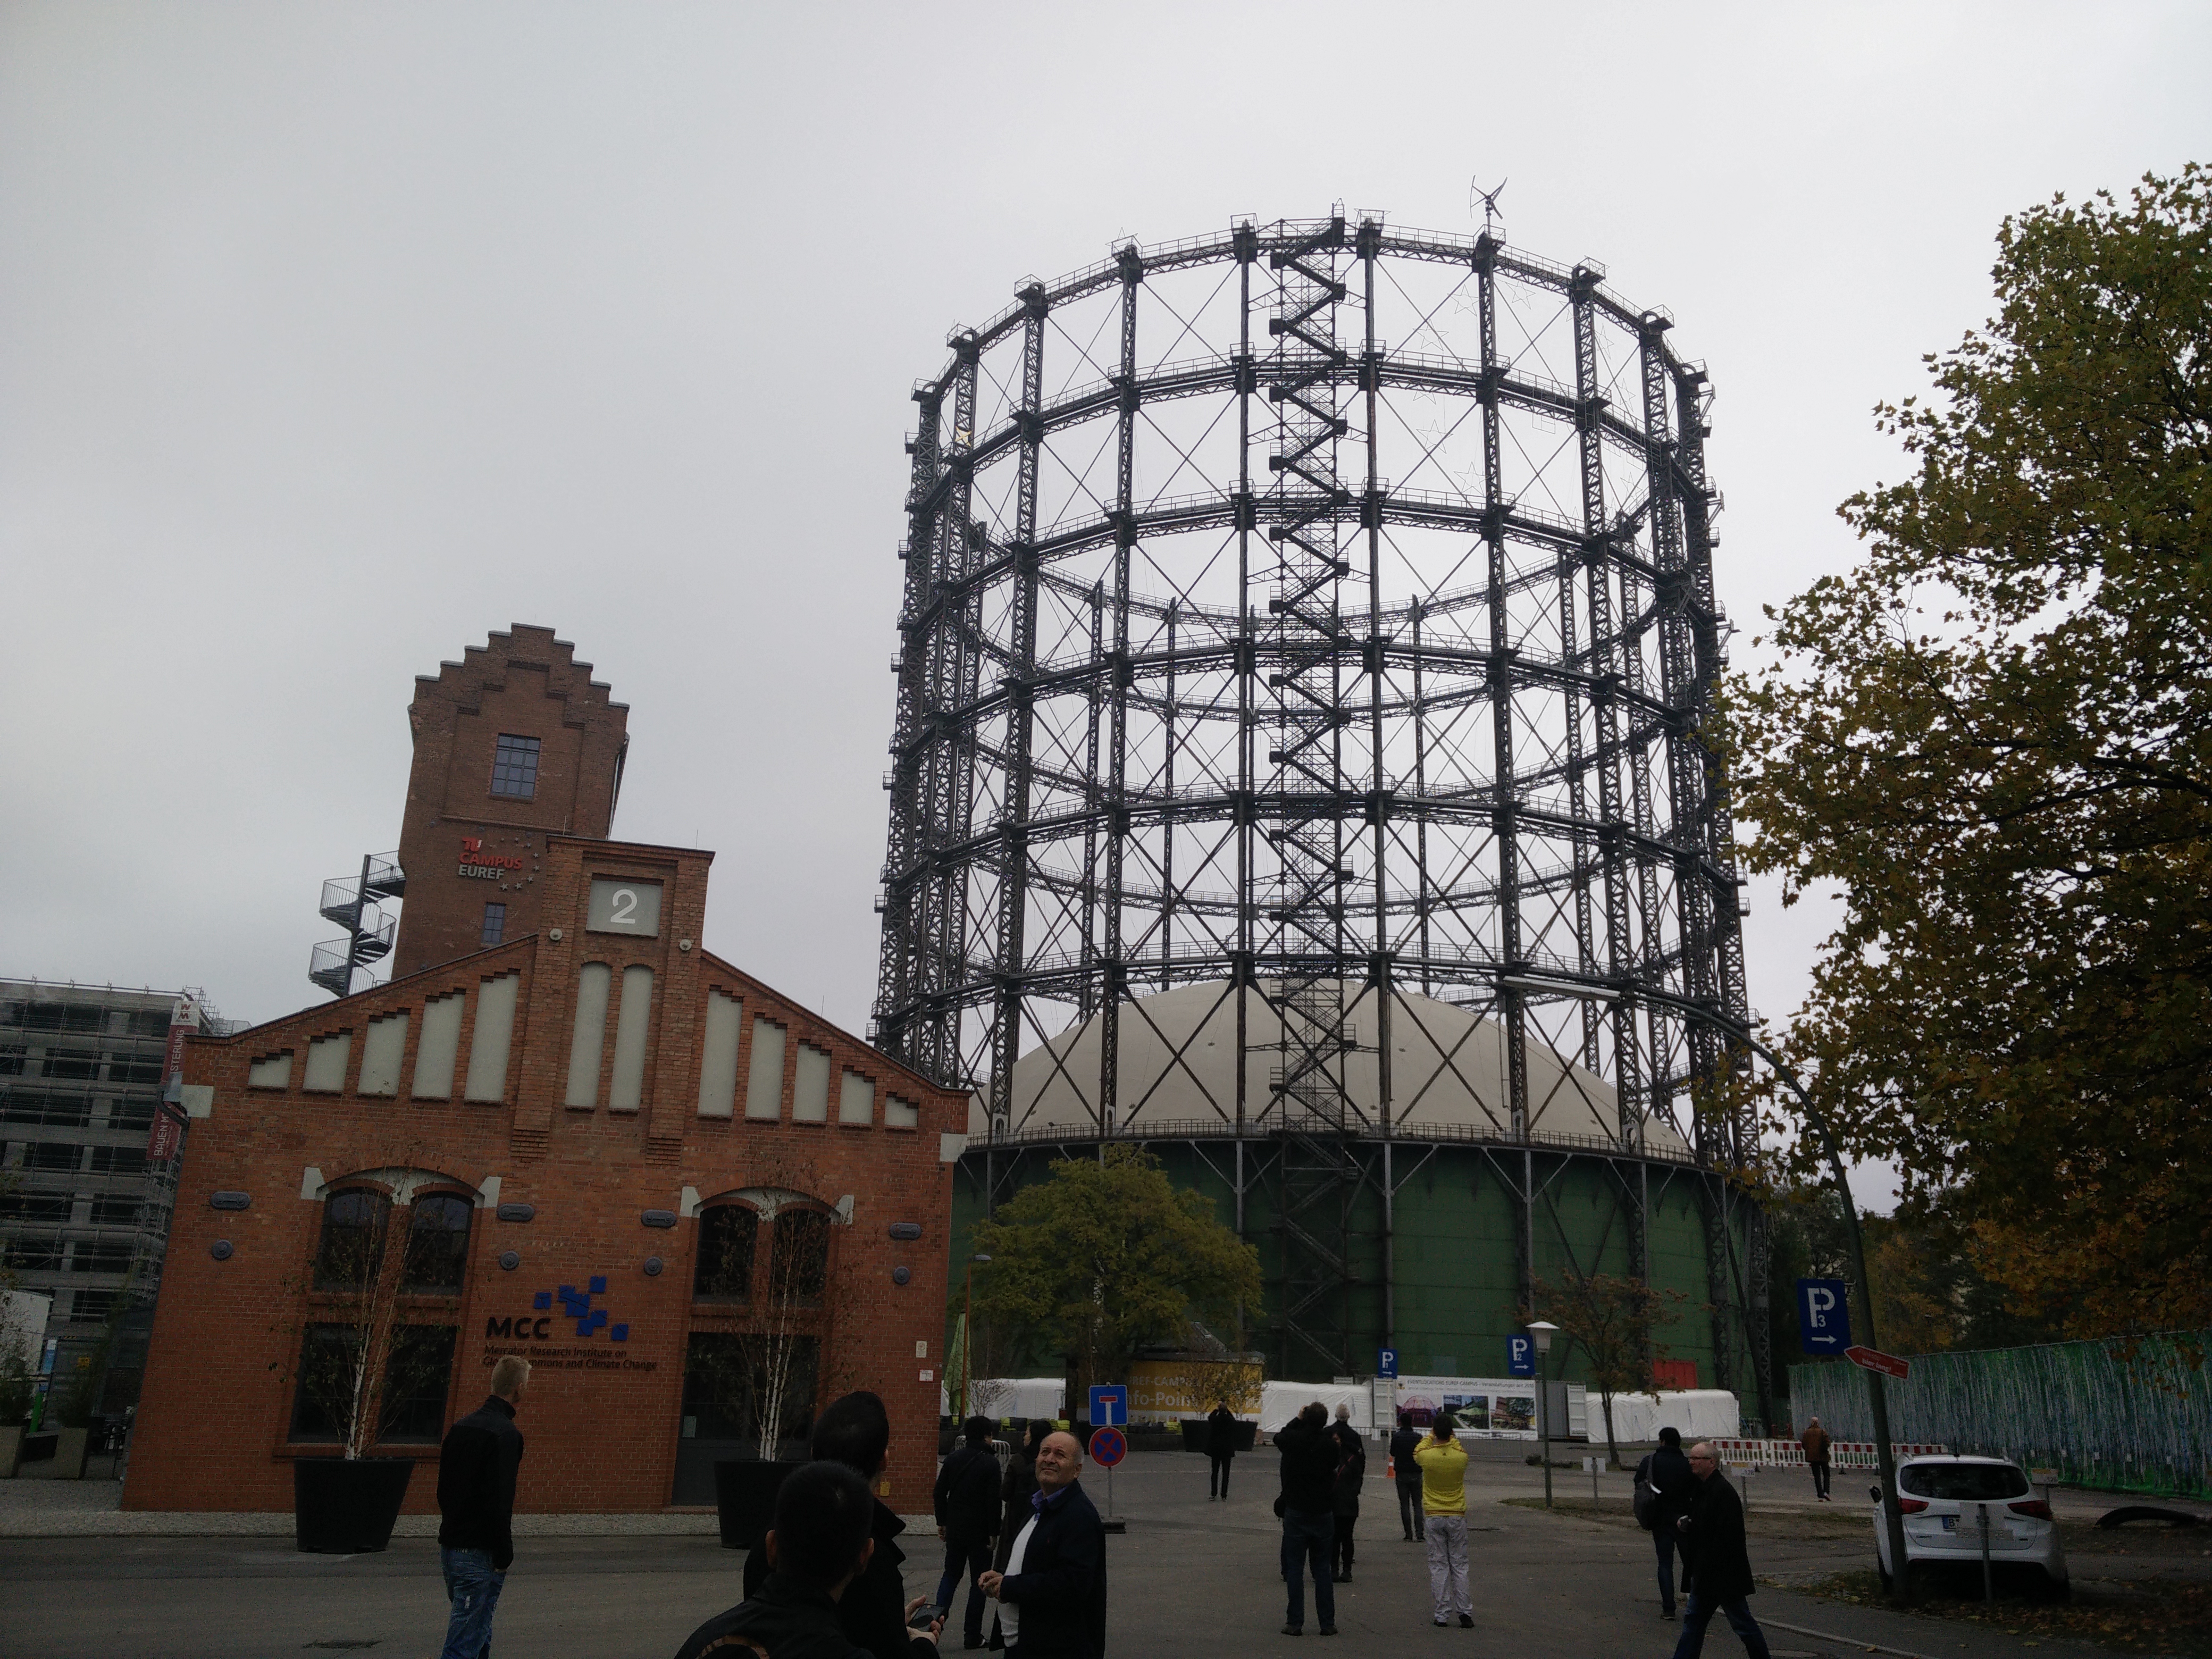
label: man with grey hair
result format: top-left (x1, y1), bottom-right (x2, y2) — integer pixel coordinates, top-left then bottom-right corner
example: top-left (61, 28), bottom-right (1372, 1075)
top-left (437, 1354), bottom-right (530, 1659)
top-left (1670, 1440), bottom-right (1771, 1659)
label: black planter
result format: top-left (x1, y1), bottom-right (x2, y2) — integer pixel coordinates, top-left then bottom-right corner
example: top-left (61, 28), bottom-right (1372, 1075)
top-left (714, 1459), bottom-right (806, 1551)
top-left (293, 1456), bottom-right (415, 1554)
top-left (1179, 1418), bottom-right (1258, 1453)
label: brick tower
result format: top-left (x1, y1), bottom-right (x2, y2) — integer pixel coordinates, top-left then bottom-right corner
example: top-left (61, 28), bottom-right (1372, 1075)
top-left (390, 626), bottom-right (630, 976)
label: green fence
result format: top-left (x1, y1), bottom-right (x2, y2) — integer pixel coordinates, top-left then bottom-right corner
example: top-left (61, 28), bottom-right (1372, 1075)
top-left (1790, 1333), bottom-right (2211, 1499)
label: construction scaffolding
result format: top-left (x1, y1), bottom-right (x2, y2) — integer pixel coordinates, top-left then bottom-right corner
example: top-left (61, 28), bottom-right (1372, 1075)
top-left (0, 979), bottom-right (234, 1421)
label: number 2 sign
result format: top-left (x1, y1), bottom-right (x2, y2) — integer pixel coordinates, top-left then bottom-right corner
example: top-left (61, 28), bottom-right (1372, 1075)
top-left (588, 878), bottom-right (664, 937)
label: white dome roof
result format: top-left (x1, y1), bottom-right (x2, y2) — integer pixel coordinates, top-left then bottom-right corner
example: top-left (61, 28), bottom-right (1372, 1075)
top-left (976, 979), bottom-right (1687, 1158)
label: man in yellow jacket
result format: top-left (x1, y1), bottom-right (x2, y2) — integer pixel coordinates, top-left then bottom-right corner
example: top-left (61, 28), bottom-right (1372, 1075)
top-left (1413, 1413), bottom-right (1472, 1628)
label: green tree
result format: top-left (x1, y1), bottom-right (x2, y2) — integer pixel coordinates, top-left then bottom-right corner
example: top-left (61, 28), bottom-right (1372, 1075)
top-left (969, 1147), bottom-right (1263, 1410)
top-left (1523, 1274), bottom-right (1695, 1469)
top-left (1725, 165), bottom-right (2212, 1344)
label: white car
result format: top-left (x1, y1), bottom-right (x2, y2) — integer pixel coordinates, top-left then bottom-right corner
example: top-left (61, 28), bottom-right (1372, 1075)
top-left (1871, 1454), bottom-right (2069, 1596)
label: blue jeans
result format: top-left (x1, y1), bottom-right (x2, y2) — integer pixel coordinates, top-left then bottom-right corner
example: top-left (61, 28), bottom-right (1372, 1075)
top-left (936, 1531), bottom-right (993, 1646)
top-left (1280, 1509), bottom-right (1336, 1629)
top-left (1654, 1523), bottom-right (1680, 1613)
top-left (1668, 1590), bottom-right (1772, 1659)
top-left (440, 1547), bottom-right (506, 1659)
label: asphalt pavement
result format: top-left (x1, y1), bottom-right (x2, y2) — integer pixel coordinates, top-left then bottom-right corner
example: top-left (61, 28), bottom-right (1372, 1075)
top-left (0, 1446), bottom-right (2117, 1659)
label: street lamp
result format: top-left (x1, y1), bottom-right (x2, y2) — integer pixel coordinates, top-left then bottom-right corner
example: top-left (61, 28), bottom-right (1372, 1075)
top-left (960, 1253), bottom-right (992, 1422)
top-left (1499, 972), bottom-right (1914, 1599)
top-left (1527, 1320), bottom-right (1560, 1509)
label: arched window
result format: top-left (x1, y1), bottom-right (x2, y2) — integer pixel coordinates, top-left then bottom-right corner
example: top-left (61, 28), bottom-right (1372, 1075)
top-left (693, 1204), bottom-right (758, 1302)
top-left (402, 1193), bottom-right (474, 1293)
top-left (313, 1189), bottom-right (389, 1291)
top-left (768, 1208), bottom-right (831, 1308)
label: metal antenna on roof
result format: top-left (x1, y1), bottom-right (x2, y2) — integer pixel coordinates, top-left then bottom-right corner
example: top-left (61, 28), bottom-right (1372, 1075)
top-left (1471, 177), bottom-right (1507, 236)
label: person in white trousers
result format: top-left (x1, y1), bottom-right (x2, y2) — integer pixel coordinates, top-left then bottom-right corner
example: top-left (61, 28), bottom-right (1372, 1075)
top-left (1413, 1413), bottom-right (1473, 1628)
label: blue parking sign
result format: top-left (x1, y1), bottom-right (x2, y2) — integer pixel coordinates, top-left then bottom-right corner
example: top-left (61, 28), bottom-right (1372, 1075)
top-left (1088, 1384), bottom-right (1127, 1426)
top-left (1378, 1348), bottom-right (1398, 1379)
top-left (1797, 1277), bottom-right (1852, 1355)
top-left (1506, 1335), bottom-right (1535, 1377)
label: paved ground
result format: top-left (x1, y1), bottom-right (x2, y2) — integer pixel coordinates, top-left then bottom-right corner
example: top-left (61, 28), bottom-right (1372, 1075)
top-left (0, 1446), bottom-right (2154, 1658)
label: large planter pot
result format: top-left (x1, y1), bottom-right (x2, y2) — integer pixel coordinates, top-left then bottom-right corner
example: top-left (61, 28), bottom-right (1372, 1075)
top-left (1178, 1418), bottom-right (1258, 1454)
top-left (51, 1426), bottom-right (91, 1480)
top-left (294, 1456), bottom-right (415, 1554)
top-left (0, 1424), bottom-right (22, 1479)
top-left (713, 1459), bottom-right (805, 1551)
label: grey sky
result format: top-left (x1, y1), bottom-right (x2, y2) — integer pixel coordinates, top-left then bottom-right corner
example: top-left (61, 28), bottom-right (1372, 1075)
top-left (5, 4), bottom-right (2207, 1211)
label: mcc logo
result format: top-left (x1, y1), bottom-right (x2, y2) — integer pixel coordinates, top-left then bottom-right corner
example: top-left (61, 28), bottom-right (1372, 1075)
top-left (483, 1274), bottom-right (630, 1343)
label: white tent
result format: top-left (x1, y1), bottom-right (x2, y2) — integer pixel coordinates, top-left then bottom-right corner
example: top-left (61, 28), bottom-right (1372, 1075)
top-left (1258, 1381), bottom-right (1373, 1436)
top-left (1591, 1390), bottom-right (1741, 1445)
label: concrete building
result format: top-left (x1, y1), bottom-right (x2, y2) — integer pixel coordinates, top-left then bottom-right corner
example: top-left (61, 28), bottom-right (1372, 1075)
top-left (0, 981), bottom-right (234, 1418)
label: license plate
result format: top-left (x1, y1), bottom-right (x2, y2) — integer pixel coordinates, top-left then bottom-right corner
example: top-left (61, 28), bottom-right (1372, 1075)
top-left (1940, 1515), bottom-right (1957, 1532)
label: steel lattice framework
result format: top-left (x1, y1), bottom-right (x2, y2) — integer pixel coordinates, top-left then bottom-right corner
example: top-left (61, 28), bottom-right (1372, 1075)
top-left (873, 213), bottom-right (1767, 1407)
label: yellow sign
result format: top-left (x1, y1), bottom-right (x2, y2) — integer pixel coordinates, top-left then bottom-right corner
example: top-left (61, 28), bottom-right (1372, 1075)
top-left (1127, 1358), bottom-right (1262, 1420)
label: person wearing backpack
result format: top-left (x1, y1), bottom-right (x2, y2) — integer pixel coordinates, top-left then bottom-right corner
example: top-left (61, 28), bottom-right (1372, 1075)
top-left (1633, 1426), bottom-right (1696, 1622)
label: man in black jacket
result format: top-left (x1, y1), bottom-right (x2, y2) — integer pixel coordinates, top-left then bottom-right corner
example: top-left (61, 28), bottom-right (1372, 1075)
top-left (1273, 1402), bottom-right (1338, 1636)
top-left (1388, 1412), bottom-right (1425, 1542)
top-left (978, 1430), bottom-right (1107, 1659)
top-left (1637, 1426), bottom-right (1697, 1621)
top-left (742, 1392), bottom-right (928, 1659)
top-left (437, 1355), bottom-right (529, 1659)
top-left (1328, 1405), bottom-right (1365, 1583)
top-left (1205, 1400), bottom-right (1238, 1500)
top-left (675, 1460), bottom-right (942, 1659)
top-left (933, 1417), bottom-right (1001, 1650)
top-left (1669, 1442), bottom-right (1773, 1659)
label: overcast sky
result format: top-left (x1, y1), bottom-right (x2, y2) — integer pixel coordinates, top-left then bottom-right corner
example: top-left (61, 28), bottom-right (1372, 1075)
top-left (5, 3), bottom-right (2206, 1210)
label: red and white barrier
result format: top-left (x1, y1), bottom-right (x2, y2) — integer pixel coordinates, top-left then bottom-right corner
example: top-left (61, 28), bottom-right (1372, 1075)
top-left (1707, 1437), bottom-right (1946, 1469)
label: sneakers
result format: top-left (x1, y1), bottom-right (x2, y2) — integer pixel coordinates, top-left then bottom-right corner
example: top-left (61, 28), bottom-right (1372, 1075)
top-left (1318, 1626), bottom-right (1337, 1637)
top-left (1281, 1624), bottom-right (1301, 1637)
top-left (1458, 1615), bottom-right (1474, 1629)
top-left (1432, 1618), bottom-right (1450, 1628)
top-left (1660, 1608), bottom-right (1676, 1622)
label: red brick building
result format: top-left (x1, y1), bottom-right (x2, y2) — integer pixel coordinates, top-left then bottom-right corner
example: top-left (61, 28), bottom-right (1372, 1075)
top-left (126, 632), bottom-right (963, 1515)
top-left (391, 625), bottom-right (631, 976)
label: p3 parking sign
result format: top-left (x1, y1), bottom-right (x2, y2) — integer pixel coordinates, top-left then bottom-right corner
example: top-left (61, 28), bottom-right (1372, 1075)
top-left (1796, 1277), bottom-right (1852, 1355)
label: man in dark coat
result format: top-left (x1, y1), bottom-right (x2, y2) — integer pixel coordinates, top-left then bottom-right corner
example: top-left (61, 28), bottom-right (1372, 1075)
top-left (978, 1430), bottom-right (1107, 1659)
top-left (675, 1460), bottom-right (942, 1659)
top-left (742, 1392), bottom-right (927, 1659)
top-left (436, 1354), bottom-right (529, 1659)
top-left (1273, 1402), bottom-right (1338, 1636)
top-left (1388, 1411), bottom-right (1426, 1542)
top-left (1328, 1404), bottom-right (1365, 1583)
top-left (1636, 1425), bottom-right (1697, 1621)
top-left (1205, 1400), bottom-right (1239, 1500)
top-left (1668, 1442), bottom-right (1773, 1659)
top-left (933, 1416), bottom-right (1002, 1650)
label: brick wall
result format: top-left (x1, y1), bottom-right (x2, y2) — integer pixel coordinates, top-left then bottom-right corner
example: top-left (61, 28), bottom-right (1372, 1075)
top-left (128, 836), bottom-right (962, 1514)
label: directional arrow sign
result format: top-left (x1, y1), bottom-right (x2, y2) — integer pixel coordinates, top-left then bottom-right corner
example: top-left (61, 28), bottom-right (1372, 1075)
top-left (1846, 1345), bottom-right (1909, 1380)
